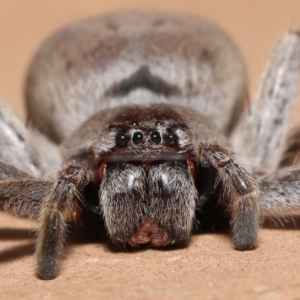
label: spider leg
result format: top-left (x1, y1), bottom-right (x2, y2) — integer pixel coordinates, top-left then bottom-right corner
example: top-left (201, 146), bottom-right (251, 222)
top-left (198, 144), bottom-right (260, 250)
top-left (0, 159), bottom-right (90, 280)
top-left (0, 160), bottom-right (54, 218)
top-left (36, 161), bottom-right (90, 280)
top-left (258, 164), bottom-right (300, 218)
top-left (0, 98), bottom-right (61, 177)
top-left (232, 29), bottom-right (300, 175)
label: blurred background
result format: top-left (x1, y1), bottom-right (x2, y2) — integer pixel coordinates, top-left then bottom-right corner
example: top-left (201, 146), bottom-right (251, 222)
top-left (0, 0), bottom-right (300, 119)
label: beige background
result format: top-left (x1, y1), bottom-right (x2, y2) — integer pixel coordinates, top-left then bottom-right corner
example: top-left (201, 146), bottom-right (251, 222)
top-left (1, 1), bottom-right (300, 299)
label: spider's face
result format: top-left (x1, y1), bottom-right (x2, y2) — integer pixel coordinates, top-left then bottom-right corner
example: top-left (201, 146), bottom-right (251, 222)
top-left (99, 105), bottom-right (200, 247)
top-left (68, 104), bottom-right (203, 247)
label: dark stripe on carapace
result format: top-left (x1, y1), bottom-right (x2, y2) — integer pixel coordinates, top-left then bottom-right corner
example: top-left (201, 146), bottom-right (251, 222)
top-left (105, 66), bottom-right (181, 97)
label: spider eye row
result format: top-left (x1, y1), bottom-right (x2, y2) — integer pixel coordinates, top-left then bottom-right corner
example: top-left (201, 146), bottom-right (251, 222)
top-left (115, 130), bottom-right (178, 147)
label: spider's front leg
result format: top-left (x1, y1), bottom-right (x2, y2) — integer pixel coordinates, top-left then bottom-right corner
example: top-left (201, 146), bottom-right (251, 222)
top-left (0, 159), bottom-right (91, 279)
top-left (198, 144), bottom-right (260, 250)
top-left (36, 161), bottom-right (90, 280)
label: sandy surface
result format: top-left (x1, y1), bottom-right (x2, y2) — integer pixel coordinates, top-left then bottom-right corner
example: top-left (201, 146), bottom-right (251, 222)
top-left (1, 215), bottom-right (300, 300)
top-left (1, 1), bottom-right (300, 299)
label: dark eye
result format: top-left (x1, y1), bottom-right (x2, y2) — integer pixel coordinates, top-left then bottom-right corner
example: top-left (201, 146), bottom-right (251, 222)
top-left (115, 132), bottom-right (130, 146)
top-left (132, 131), bottom-right (143, 144)
top-left (164, 129), bottom-right (178, 146)
top-left (151, 131), bottom-right (161, 144)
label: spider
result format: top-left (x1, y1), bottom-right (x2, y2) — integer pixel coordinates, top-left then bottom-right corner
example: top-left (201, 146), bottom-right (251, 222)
top-left (0, 12), bottom-right (300, 280)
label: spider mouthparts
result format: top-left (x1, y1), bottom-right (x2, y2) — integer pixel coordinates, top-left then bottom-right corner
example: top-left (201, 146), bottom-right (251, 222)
top-left (128, 218), bottom-right (171, 247)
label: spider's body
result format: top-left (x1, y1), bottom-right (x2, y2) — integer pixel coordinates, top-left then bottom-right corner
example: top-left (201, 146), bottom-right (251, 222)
top-left (0, 12), bottom-right (300, 280)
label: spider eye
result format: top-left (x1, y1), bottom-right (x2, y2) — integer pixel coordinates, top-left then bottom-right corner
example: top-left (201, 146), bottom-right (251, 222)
top-left (116, 132), bottom-right (130, 146)
top-left (151, 131), bottom-right (161, 144)
top-left (132, 131), bottom-right (143, 144)
top-left (164, 129), bottom-right (178, 146)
